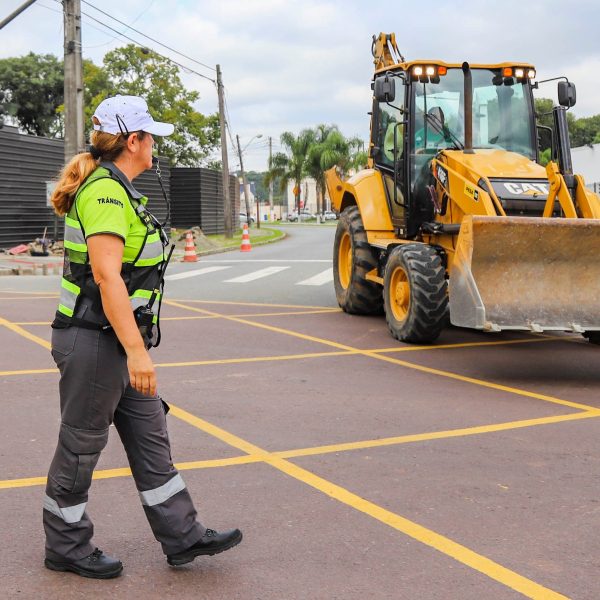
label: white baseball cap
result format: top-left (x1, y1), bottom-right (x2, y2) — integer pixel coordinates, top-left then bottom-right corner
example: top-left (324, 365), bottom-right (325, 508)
top-left (92, 95), bottom-right (174, 137)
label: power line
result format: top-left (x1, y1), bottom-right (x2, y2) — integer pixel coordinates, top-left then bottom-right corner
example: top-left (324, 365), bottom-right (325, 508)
top-left (82, 0), bottom-right (156, 49)
top-left (76, 6), bottom-right (215, 82)
top-left (80, 0), bottom-right (215, 73)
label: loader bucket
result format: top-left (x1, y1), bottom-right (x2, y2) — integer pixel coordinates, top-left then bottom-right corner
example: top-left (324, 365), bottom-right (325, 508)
top-left (449, 215), bottom-right (600, 332)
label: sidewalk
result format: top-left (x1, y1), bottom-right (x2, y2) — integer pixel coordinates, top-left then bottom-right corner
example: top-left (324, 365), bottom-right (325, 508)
top-left (0, 253), bottom-right (63, 276)
top-left (0, 225), bottom-right (287, 276)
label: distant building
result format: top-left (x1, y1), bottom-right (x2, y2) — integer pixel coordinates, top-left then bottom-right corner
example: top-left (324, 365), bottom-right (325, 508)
top-left (285, 177), bottom-right (332, 215)
top-left (572, 144), bottom-right (600, 192)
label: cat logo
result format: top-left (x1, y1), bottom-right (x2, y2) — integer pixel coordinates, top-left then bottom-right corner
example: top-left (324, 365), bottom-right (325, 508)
top-left (464, 183), bottom-right (479, 202)
top-left (503, 182), bottom-right (549, 196)
top-left (490, 179), bottom-right (550, 201)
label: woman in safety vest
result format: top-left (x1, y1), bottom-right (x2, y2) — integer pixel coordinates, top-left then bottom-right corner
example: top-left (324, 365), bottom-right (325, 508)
top-left (44, 95), bottom-right (242, 579)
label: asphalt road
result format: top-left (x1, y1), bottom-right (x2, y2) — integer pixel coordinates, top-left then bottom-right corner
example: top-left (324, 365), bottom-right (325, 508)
top-left (0, 224), bottom-right (599, 600)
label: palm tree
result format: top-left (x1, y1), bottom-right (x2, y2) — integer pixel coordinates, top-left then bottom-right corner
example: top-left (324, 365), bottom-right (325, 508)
top-left (305, 124), bottom-right (338, 215)
top-left (307, 127), bottom-right (368, 213)
top-left (264, 129), bottom-right (315, 215)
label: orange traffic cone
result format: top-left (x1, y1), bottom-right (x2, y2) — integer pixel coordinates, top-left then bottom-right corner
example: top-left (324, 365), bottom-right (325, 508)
top-left (183, 231), bottom-right (198, 262)
top-left (240, 223), bottom-right (252, 252)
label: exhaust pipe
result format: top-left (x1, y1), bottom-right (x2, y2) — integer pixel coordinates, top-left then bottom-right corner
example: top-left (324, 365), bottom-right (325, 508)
top-left (462, 62), bottom-right (474, 154)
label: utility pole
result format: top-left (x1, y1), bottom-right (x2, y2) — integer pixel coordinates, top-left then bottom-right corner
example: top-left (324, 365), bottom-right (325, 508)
top-left (63, 0), bottom-right (84, 162)
top-left (216, 65), bottom-right (233, 237)
top-left (236, 134), bottom-right (252, 226)
top-left (268, 136), bottom-right (273, 217)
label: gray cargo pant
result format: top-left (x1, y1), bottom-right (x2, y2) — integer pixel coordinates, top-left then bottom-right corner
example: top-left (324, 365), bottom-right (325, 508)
top-left (44, 325), bottom-right (205, 561)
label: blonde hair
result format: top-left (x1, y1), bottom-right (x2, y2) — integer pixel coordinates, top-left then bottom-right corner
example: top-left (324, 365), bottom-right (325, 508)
top-left (51, 129), bottom-right (146, 216)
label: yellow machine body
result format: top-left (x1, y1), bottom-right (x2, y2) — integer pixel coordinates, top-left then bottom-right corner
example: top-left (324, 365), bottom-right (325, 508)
top-left (326, 38), bottom-right (600, 336)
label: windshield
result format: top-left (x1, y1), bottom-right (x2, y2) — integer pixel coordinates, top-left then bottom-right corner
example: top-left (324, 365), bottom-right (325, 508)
top-left (412, 68), bottom-right (535, 158)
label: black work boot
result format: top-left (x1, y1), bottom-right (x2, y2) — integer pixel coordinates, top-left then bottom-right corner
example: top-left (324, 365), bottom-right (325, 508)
top-left (167, 528), bottom-right (243, 566)
top-left (44, 548), bottom-right (123, 579)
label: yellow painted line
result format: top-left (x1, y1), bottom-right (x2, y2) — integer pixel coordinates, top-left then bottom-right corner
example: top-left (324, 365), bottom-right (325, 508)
top-left (168, 403), bottom-right (568, 599)
top-left (155, 350), bottom-right (358, 369)
top-left (2, 408), bottom-right (598, 490)
top-left (370, 336), bottom-right (562, 353)
top-left (170, 298), bottom-right (340, 310)
top-left (0, 368), bottom-right (57, 377)
top-left (0, 296), bottom-right (58, 301)
top-left (0, 475), bottom-right (48, 489)
top-left (0, 455), bottom-right (264, 490)
top-left (0, 291), bottom-right (59, 296)
top-left (164, 300), bottom-right (598, 412)
top-left (0, 317), bottom-right (51, 350)
top-left (12, 309), bottom-right (337, 326)
top-left (3, 410), bottom-right (598, 490)
top-left (276, 411), bottom-right (600, 459)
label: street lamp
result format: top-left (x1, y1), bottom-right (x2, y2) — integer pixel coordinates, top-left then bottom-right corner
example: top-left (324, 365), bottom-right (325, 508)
top-left (236, 134), bottom-right (263, 228)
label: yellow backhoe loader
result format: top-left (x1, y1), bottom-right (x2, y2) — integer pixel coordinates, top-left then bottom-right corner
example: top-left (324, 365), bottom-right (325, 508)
top-left (326, 32), bottom-right (600, 344)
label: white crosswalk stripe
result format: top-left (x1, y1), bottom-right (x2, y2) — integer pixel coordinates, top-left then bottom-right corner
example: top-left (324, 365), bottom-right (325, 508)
top-left (224, 266), bottom-right (290, 283)
top-left (165, 266), bottom-right (232, 281)
top-left (296, 268), bottom-right (334, 286)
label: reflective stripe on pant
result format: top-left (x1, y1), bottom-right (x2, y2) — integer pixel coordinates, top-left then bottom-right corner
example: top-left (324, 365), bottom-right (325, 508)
top-left (45, 325), bottom-right (205, 560)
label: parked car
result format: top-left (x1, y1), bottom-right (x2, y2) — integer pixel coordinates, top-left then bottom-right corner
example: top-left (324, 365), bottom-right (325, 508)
top-left (239, 213), bottom-right (255, 224)
top-left (323, 210), bottom-right (338, 221)
top-left (289, 210), bottom-right (316, 222)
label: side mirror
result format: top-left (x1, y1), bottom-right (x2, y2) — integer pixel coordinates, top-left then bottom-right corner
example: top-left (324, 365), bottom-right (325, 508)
top-left (558, 81), bottom-right (576, 108)
top-left (374, 75), bottom-right (395, 102)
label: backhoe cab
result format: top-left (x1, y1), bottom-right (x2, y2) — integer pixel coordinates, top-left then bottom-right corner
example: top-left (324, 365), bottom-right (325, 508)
top-left (327, 32), bottom-right (600, 344)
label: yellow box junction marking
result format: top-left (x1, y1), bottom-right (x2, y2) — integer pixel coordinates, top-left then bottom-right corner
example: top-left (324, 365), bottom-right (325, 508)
top-left (0, 317), bottom-right (51, 350)
top-left (0, 301), bottom-right (594, 596)
top-left (164, 300), bottom-right (597, 412)
top-left (167, 403), bottom-right (569, 600)
top-left (3, 410), bottom-right (597, 491)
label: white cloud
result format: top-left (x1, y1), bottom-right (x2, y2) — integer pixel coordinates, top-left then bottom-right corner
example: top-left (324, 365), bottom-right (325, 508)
top-left (1, 0), bottom-right (599, 170)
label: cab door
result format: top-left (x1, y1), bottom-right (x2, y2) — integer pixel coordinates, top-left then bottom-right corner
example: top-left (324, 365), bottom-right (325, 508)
top-left (371, 77), bottom-right (409, 234)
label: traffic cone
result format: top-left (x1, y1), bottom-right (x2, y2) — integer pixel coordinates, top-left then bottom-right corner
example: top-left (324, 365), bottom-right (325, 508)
top-left (240, 223), bottom-right (252, 252)
top-left (183, 231), bottom-right (198, 262)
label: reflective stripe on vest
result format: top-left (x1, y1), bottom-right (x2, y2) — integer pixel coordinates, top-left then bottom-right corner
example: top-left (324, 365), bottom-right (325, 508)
top-left (58, 278), bottom-right (81, 317)
top-left (56, 169), bottom-right (165, 321)
top-left (63, 215), bottom-right (87, 253)
top-left (135, 231), bottom-right (164, 267)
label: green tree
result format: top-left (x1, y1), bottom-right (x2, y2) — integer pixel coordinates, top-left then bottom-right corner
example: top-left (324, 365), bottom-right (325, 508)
top-left (0, 48), bottom-right (219, 166)
top-left (306, 126), bottom-right (368, 213)
top-left (265, 129), bottom-right (315, 214)
top-left (305, 124), bottom-right (337, 214)
top-left (95, 45), bottom-right (220, 166)
top-left (0, 53), bottom-right (63, 136)
top-left (570, 114), bottom-right (600, 147)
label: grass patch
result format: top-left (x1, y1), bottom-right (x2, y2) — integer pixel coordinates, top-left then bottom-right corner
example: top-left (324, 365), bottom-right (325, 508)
top-left (170, 225), bottom-right (286, 256)
top-left (206, 226), bottom-right (283, 250)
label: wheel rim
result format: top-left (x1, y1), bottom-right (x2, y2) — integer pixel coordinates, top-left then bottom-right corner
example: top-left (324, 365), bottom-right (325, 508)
top-left (389, 265), bottom-right (410, 322)
top-left (338, 231), bottom-right (352, 289)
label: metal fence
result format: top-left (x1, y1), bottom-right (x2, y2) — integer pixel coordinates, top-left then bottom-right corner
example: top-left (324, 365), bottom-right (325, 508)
top-left (170, 168), bottom-right (240, 234)
top-left (0, 127), bottom-right (236, 247)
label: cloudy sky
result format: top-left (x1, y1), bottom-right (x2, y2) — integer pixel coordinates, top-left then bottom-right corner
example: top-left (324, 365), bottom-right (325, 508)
top-left (2, 0), bottom-right (600, 170)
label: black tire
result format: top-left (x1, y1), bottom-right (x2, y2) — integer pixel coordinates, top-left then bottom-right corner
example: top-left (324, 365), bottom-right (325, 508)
top-left (333, 206), bottom-right (383, 315)
top-left (582, 332), bottom-right (600, 345)
top-left (383, 244), bottom-right (448, 343)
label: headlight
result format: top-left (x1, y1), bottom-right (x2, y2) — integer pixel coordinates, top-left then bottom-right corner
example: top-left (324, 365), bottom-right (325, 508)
top-left (527, 69), bottom-right (536, 79)
top-left (514, 68), bottom-right (525, 79)
top-left (413, 66), bottom-right (423, 76)
top-left (425, 66), bottom-right (436, 76)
